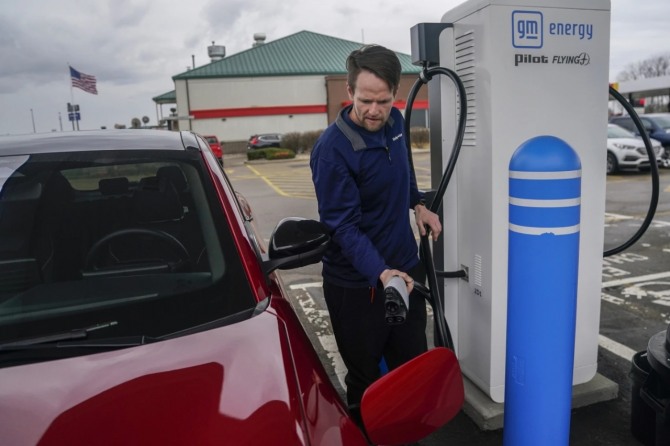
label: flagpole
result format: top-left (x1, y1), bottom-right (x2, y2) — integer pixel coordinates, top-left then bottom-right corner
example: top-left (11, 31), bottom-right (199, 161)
top-left (68, 63), bottom-right (75, 131)
top-left (72, 88), bottom-right (79, 131)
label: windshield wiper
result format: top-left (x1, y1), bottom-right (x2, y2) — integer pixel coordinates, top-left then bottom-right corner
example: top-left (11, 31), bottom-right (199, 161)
top-left (56, 335), bottom-right (159, 348)
top-left (0, 321), bottom-right (118, 350)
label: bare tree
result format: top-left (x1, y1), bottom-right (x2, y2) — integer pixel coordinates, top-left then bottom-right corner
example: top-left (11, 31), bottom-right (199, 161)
top-left (617, 53), bottom-right (670, 81)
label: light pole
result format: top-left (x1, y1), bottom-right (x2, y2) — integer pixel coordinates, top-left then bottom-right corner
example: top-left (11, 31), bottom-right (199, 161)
top-left (30, 108), bottom-right (36, 133)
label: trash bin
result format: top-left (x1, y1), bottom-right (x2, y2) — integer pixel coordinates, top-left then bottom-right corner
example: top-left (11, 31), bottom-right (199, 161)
top-left (643, 329), bottom-right (670, 446)
top-left (631, 350), bottom-right (656, 445)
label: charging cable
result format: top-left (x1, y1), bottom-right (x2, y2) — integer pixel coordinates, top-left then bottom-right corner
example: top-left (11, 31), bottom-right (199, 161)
top-left (605, 86), bottom-right (660, 257)
top-left (404, 64), bottom-right (467, 350)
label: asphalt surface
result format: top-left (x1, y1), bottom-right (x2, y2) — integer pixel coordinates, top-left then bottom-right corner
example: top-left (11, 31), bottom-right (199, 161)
top-left (225, 151), bottom-right (670, 446)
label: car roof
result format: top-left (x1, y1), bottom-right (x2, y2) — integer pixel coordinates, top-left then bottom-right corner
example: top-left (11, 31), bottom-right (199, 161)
top-left (0, 130), bottom-right (203, 156)
top-left (612, 113), bottom-right (669, 119)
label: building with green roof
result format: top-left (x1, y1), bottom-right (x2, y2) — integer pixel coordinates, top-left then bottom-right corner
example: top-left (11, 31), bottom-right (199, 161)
top-left (152, 90), bottom-right (176, 128)
top-left (161, 30), bottom-right (427, 150)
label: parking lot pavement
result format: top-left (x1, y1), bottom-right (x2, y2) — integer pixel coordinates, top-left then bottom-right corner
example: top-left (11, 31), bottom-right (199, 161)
top-left (282, 216), bottom-right (670, 445)
top-left (227, 152), bottom-right (670, 445)
top-left (289, 280), bottom-right (651, 446)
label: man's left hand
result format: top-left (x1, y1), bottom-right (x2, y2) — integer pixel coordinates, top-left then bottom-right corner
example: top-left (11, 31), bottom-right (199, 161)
top-left (414, 204), bottom-right (442, 241)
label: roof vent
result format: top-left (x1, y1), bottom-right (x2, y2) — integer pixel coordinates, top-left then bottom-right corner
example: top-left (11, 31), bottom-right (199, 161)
top-left (208, 41), bottom-right (226, 61)
top-left (252, 33), bottom-right (266, 48)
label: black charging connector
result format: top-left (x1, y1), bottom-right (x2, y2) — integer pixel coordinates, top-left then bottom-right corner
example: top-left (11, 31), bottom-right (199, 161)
top-left (410, 23), bottom-right (453, 67)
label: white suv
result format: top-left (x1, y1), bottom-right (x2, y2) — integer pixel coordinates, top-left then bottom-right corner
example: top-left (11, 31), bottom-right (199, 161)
top-left (607, 123), bottom-right (663, 174)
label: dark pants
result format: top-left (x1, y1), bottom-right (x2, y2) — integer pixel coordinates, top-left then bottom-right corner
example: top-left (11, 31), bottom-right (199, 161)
top-left (323, 263), bottom-right (428, 409)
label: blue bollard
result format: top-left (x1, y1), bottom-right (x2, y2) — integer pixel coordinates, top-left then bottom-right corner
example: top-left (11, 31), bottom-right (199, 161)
top-left (503, 136), bottom-right (581, 446)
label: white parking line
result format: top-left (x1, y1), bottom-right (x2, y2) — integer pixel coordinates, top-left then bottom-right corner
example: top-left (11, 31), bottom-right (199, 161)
top-left (290, 282), bottom-right (346, 390)
top-left (598, 335), bottom-right (637, 362)
top-left (604, 212), bottom-right (634, 221)
top-left (290, 282), bottom-right (323, 290)
top-left (602, 271), bottom-right (670, 288)
top-left (290, 276), bottom-right (652, 372)
top-left (605, 213), bottom-right (670, 228)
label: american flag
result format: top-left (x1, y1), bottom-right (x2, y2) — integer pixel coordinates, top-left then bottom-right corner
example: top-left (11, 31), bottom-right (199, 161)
top-left (69, 66), bottom-right (98, 95)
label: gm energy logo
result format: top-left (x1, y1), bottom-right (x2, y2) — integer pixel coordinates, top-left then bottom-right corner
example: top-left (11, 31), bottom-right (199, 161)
top-left (512, 10), bottom-right (543, 48)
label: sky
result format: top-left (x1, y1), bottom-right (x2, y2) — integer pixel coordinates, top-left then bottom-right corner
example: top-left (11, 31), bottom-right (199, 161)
top-left (1, 0), bottom-right (668, 136)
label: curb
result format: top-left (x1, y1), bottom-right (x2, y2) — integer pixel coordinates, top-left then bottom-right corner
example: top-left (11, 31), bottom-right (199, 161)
top-left (242, 154), bottom-right (311, 165)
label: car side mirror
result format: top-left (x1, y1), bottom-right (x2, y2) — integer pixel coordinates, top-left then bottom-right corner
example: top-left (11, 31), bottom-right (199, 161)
top-left (263, 217), bottom-right (329, 274)
top-left (360, 347), bottom-right (464, 445)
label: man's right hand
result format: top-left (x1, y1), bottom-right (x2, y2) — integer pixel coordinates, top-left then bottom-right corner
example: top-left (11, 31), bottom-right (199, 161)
top-left (380, 268), bottom-right (414, 294)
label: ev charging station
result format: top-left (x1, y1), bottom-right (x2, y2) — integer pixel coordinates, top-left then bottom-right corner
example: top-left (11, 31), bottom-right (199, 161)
top-left (418, 0), bottom-right (611, 404)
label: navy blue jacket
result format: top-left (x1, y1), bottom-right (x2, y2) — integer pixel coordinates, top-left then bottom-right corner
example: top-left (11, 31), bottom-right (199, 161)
top-left (310, 106), bottom-right (423, 288)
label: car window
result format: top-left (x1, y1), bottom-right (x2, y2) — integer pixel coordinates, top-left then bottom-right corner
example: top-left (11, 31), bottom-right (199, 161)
top-left (611, 118), bottom-right (635, 132)
top-left (639, 119), bottom-right (654, 132)
top-left (0, 149), bottom-right (256, 356)
top-left (608, 125), bottom-right (635, 138)
top-left (651, 115), bottom-right (670, 129)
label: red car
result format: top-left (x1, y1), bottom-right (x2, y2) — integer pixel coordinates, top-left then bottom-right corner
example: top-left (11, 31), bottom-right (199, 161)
top-left (203, 134), bottom-right (223, 164)
top-left (0, 130), bottom-right (462, 445)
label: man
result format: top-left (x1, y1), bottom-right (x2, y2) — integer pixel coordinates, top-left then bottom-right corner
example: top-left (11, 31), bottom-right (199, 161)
top-left (310, 44), bottom-right (442, 423)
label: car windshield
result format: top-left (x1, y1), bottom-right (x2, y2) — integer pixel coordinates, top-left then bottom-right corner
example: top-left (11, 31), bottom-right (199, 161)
top-left (205, 136), bottom-right (217, 144)
top-left (650, 115), bottom-right (670, 129)
top-left (608, 125), bottom-right (635, 138)
top-left (0, 148), bottom-right (256, 355)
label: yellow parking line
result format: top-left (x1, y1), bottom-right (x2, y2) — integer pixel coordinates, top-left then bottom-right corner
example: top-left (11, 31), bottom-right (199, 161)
top-left (245, 164), bottom-right (290, 197)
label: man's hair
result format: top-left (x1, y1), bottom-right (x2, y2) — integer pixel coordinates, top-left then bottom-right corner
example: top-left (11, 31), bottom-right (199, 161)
top-left (346, 45), bottom-right (401, 94)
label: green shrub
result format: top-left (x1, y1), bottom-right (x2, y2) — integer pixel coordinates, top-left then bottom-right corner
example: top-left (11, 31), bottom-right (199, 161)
top-left (266, 148), bottom-right (296, 160)
top-left (280, 132), bottom-right (302, 152)
top-left (246, 148), bottom-right (296, 161)
top-left (279, 130), bottom-right (324, 153)
top-left (251, 127), bottom-right (422, 158)
top-left (299, 130), bottom-right (324, 153)
top-left (246, 149), bottom-right (267, 161)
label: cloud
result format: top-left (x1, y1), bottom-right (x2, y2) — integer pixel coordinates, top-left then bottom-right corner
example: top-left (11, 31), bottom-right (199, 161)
top-left (0, 0), bottom-right (668, 135)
